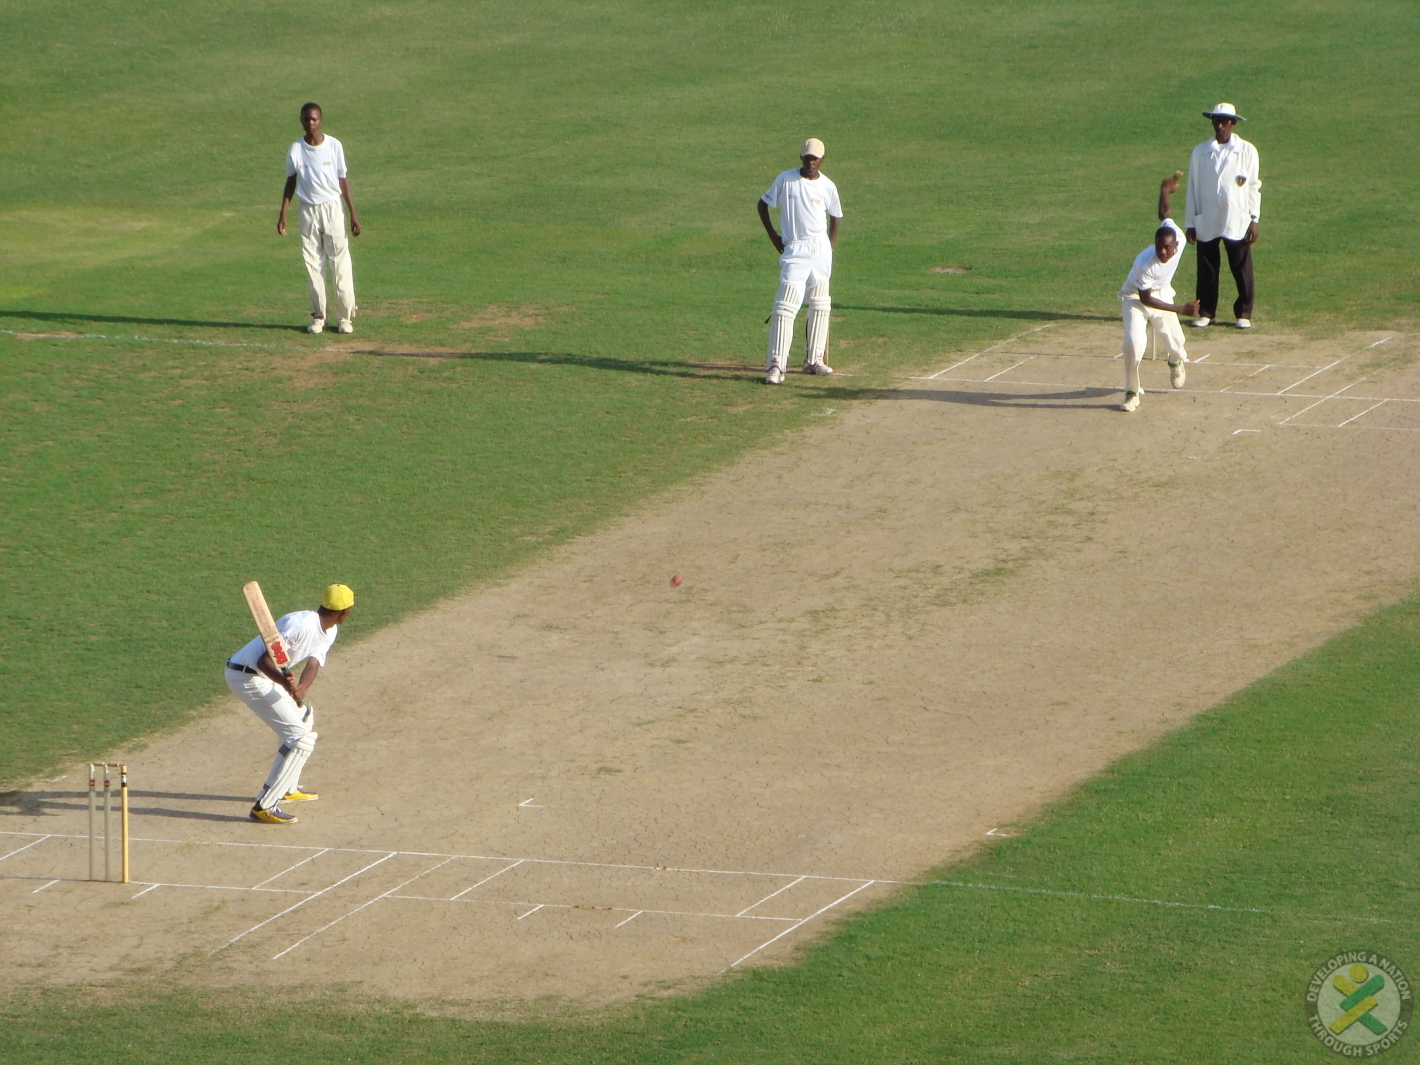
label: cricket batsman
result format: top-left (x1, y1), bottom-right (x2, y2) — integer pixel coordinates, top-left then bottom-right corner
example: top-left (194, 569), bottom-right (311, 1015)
top-left (757, 138), bottom-right (843, 383)
top-left (225, 584), bottom-right (355, 824)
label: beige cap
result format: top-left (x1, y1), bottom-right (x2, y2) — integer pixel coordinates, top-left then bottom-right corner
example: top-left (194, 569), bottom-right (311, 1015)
top-left (800, 138), bottom-right (825, 159)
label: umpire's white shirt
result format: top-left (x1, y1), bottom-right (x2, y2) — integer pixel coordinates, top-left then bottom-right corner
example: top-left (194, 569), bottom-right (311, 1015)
top-left (230, 611), bottom-right (338, 672)
top-left (1184, 135), bottom-right (1261, 242)
top-left (286, 136), bottom-right (347, 206)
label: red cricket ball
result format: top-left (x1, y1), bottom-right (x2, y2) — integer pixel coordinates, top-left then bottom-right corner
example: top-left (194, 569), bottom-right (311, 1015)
top-left (671, 574), bottom-right (683, 587)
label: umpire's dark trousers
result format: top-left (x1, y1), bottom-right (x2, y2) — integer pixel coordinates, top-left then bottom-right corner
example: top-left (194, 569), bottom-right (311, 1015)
top-left (1195, 236), bottom-right (1255, 320)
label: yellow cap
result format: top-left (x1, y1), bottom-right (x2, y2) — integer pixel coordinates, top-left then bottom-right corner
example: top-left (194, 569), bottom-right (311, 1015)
top-left (321, 584), bottom-right (355, 610)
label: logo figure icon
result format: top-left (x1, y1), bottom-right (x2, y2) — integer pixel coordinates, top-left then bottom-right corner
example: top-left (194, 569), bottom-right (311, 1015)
top-left (1306, 952), bottom-right (1413, 1056)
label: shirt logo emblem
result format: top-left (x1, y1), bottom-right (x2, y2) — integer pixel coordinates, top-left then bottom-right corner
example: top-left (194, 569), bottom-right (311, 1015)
top-left (1236, 175), bottom-right (1247, 186)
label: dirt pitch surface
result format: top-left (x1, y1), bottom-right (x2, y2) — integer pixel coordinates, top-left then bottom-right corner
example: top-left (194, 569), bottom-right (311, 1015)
top-left (5, 324), bottom-right (1420, 1008)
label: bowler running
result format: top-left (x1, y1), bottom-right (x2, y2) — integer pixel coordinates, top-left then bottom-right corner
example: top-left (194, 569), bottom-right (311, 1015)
top-left (1117, 172), bottom-right (1201, 412)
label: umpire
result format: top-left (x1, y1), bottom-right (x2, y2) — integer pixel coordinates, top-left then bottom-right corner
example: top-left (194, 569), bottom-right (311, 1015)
top-left (1185, 103), bottom-right (1262, 329)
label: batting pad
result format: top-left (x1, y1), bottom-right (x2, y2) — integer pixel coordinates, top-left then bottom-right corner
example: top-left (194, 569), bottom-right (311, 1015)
top-left (805, 282), bottom-right (831, 361)
top-left (260, 732), bottom-right (317, 810)
top-left (767, 282), bottom-right (805, 373)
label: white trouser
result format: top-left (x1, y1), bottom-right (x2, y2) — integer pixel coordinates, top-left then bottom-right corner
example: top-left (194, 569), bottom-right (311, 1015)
top-left (299, 199), bottom-right (356, 324)
top-left (1121, 297), bottom-right (1186, 394)
top-left (226, 669), bottom-right (315, 805)
top-left (767, 238), bottom-right (834, 372)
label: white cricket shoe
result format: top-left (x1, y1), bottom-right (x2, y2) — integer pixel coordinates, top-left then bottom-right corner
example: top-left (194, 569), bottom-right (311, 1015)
top-left (765, 366), bottom-right (785, 385)
top-left (337, 319), bottom-right (354, 334)
top-left (802, 360), bottom-right (834, 375)
top-left (306, 318), bottom-right (325, 334)
top-left (1235, 318), bottom-right (1252, 329)
top-left (1190, 316), bottom-right (1211, 328)
top-left (1120, 391), bottom-right (1140, 412)
top-left (1169, 360), bottom-right (1186, 388)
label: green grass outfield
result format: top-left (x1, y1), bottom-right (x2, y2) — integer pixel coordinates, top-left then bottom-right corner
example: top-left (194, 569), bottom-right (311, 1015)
top-left (3, 0), bottom-right (1419, 1059)
top-left (7, 592), bottom-right (1420, 1062)
top-left (3, 0), bottom-right (1417, 784)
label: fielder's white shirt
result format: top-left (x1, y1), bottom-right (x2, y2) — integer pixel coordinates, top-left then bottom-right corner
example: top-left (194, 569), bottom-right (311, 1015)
top-left (286, 136), bottom-right (348, 206)
top-left (1119, 218), bottom-right (1187, 302)
top-left (1184, 135), bottom-right (1261, 242)
top-left (762, 169), bottom-right (843, 243)
top-left (230, 610), bottom-right (338, 670)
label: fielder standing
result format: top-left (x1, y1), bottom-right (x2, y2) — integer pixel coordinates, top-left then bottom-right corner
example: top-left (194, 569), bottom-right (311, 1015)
top-left (278, 103), bottom-right (361, 335)
top-left (1184, 103), bottom-right (1261, 329)
top-left (757, 138), bottom-right (842, 383)
top-left (225, 584), bottom-right (355, 824)
top-left (1116, 173), bottom-right (1201, 412)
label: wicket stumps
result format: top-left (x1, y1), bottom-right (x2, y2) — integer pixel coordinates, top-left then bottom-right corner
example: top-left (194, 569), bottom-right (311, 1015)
top-left (88, 763), bottom-right (129, 883)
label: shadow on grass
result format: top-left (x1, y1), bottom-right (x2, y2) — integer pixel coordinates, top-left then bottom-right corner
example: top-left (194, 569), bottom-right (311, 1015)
top-left (815, 385), bottom-right (1120, 410)
top-left (367, 348), bottom-right (766, 381)
top-left (1, 309), bottom-right (303, 332)
top-left (839, 305), bottom-right (1116, 323)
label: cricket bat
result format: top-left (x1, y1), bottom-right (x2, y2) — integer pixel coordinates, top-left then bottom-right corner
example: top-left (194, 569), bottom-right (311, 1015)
top-left (241, 581), bottom-right (302, 705)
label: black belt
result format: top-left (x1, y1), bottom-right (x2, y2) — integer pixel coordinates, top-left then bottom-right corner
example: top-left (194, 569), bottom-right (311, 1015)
top-left (226, 661), bottom-right (259, 676)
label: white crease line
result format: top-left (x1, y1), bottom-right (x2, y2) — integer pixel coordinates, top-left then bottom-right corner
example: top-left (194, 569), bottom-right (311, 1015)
top-left (132, 883), bottom-right (161, 899)
top-left (1277, 354), bottom-right (1356, 396)
top-left (517, 903), bottom-right (545, 921)
top-left (271, 856), bottom-right (456, 961)
top-left (1195, 354), bottom-right (1211, 362)
top-left (449, 859), bottom-right (524, 900)
top-left (737, 876), bottom-right (807, 916)
top-left (921, 879), bottom-right (1420, 926)
top-left (0, 831), bottom-right (881, 883)
top-left (252, 848), bottom-right (330, 889)
top-left (1232, 429), bottom-right (1261, 435)
top-left (925, 322), bottom-right (1057, 379)
top-left (1288, 424), bottom-right (1420, 434)
top-left (31, 880), bottom-right (61, 893)
top-left (1247, 363), bottom-right (1271, 377)
top-left (728, 881), bottom-right (878, 969)
top-left (0, 835), bottom-right (51, 861)
top-left (903, 378), bottom-right (1420, 406)
top-left (982, 355), bottom-right (1037, 382)
top-left (0, 327), bottom-right (278, 349)
top-left (615, 910), bottom-right (643, 928)
top-left (1337, 400), bottom-right (1388, 428)
top-left (212, 852), bottom-right (397, 954)
top-left (388, 895), bottom-right (796, 922)
top-left (1281, 346), bottom-right (1403, 424)
top-left (129, 881), bottom-right (313, 895)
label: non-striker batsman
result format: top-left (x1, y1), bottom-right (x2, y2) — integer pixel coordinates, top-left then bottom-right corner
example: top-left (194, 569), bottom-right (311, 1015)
top-left (757, 138), bottom-right (843, 383)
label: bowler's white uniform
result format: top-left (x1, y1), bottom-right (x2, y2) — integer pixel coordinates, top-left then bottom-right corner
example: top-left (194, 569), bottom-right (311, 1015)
top-left (1118, 218), bottom-right (1188, 396)
top-left (226, 610), bottom-right (338, 809)
top-left (286, 136), bottom-right (356, 327)
top-left (762, 169), bottom-right (843, 374)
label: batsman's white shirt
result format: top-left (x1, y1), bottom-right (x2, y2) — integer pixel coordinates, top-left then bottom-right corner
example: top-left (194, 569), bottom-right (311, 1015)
top-left (230, 610), bottom-right (338, 671)
top-left (1119, 218), bottom-right (1187, 302)
top-left (286, 136), bottom-right (348, 206)
top-left (762, 169), bottom-right (843, 243)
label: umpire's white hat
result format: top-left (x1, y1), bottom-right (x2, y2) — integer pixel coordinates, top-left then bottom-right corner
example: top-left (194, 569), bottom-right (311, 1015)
top-left (1203, 102), bottom-right (1246, 121)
